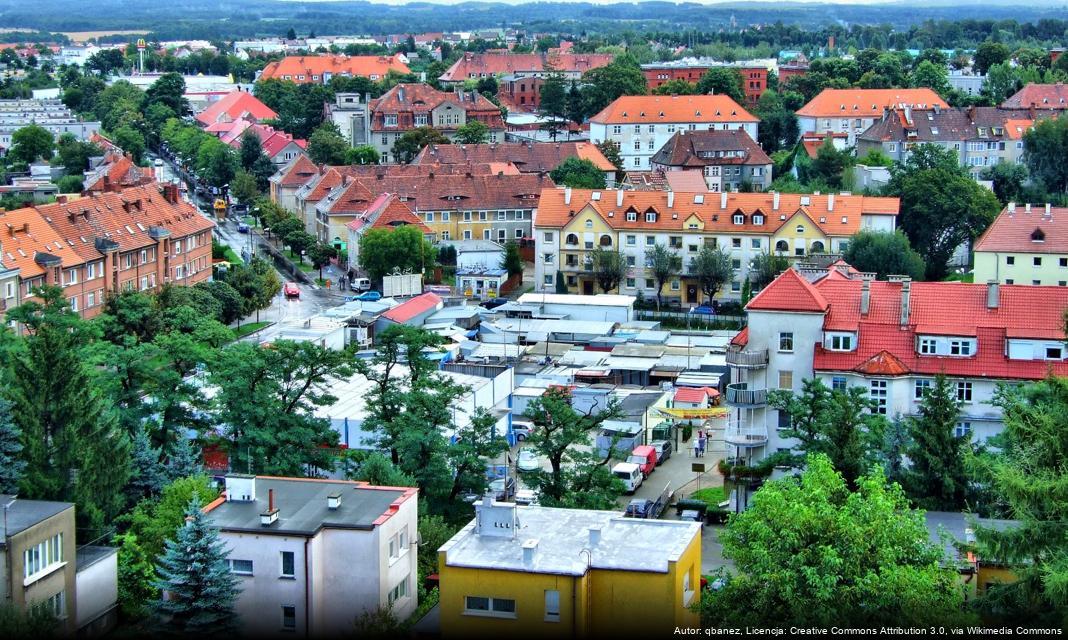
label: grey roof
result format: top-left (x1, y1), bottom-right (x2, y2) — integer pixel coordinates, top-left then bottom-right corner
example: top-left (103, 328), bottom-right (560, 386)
top-left (650, 129), bottom-right (772, 168)
top-left (857, 106), bottom-right (1054, 144)
top-left (76, 545), bottom-right (118, 572)
top-left (924, 511), bottom-right (1021, 564)
top-left (0, 495), bottom-right (73, 545)
top-left (206, 478), bottom-right (409, 535)
top-left (440, 505), bottom-right (701, 576)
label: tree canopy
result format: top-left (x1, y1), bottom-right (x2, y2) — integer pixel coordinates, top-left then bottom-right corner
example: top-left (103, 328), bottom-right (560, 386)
top-left (842, 230), bottom-right (926, 280)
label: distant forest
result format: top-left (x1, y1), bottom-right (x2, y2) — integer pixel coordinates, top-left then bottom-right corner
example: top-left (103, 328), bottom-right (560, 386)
top-left (0, 0), bottom-right (1066, 46)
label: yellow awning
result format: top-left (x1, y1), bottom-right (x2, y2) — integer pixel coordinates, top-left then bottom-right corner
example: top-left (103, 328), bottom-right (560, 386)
top-left (656, 407), bottom-right (729, 420)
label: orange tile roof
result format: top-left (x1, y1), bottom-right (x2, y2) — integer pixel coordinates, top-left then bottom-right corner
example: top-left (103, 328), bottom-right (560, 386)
top-left (371, 198), bottom-right (431, 233)
top-left (534, 188), bottom-right (898, 237)
top-left (852, 350), bottom-right (911, 376)
top-left (796, 88), bottom-right (948, 118)
top-left (1001, 83), bottom-right (1068, 110)
top-left (274, 155), bottom-right (319, 189)
top-left (974, 205), bottom-right (1068, 254)
top-left (439, 52), bottom-right (612, 83)
top-left (745, 267), bottom-right (829, 313)
top-left (412, 141), bottom-right (615, 173)
top-left (195, 90), bottom-right (277, 126)
top-left (259, 55), bottom-right (410, 83)
top-left (591, 94), bottom-right (757, 124)
top-left (0, 207), bottom-right (86, 277)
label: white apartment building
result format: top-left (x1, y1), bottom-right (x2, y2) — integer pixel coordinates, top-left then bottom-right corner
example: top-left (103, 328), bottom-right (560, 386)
top-left (206, 475), bottom-right (419, 637)
top-left (589, 95), bottom-right (759, 171)
top-left (795, 88), bottom-right (948, 146)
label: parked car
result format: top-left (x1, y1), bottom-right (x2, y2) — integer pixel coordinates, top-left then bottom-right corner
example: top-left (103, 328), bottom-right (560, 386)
top-left (283, 282), bottom-right (300, 299)
top-left (511, 419), bottom-right (534, 442)
top-left (627, 445), bottom-right (658, 478)
top-left (349, 277), bottom-right (372, 292)
top-left (489, 476), bottom-right (516, 501)
top-left (237, 222), bottom-right (250, 233)
top-left (692, 305), bottom-right (715, 315)
top-left (354, 290), bottom-right (381, 302)
top-left (480, 297), bottom-right (509, 310)
top-left (514, 489), bottom-right (539, 506)
top-left (516, 449), bottom-right (540, 473)
top-left (650, 440), bottom-right (672, 465)
top-left (153, 158), bottom-right (164, 167)
top-left (612, 462), bottom-right (643, 494)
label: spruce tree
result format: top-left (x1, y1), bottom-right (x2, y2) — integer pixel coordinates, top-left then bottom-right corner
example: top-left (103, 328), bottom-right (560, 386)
top-left (127, 427), bottom-right (165, 504)
top-left (165, 436), bottom-right (202, 482)
top-left (153, 495), bottom-right (240, 636)
top-left (0, 397), bottom-right (25, 493)
top-left (5, 286), bottom-right (131, 536)
top-left (903, 373), bottom-right (968, 510)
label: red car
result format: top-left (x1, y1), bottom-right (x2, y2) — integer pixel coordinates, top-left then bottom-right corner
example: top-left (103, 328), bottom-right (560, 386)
top-left (283, 282), bottom-right (300, 299)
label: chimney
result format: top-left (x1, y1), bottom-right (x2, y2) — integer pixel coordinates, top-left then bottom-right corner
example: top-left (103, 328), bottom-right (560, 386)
top-left (1046, 203), bottom-right (1052, 216)
top-left (720, 190), bottom-right (728, 209)
top-left (522, 539), bottom-right (538, 567)
top-left (260, 488), bottom-right (279, 526)
top-left (987, 280), bottom-right (1000, 309)
top-left (827, 193), bottom-right (834, 212)
top-left (616, 190), bottom-right (624, 207)
top-left (667, 191), bottom-right (674, 208)
top-left (772, 191), bottom-right (780, 211)
top-left (57, 195), bottom-right (67, 204)
top-left (1025, 203), bottom-right (1032, 214)
top-left (327, 493), bottom-right (341, 510)
top-left (1007, 202), bottom-right (1016, 214)
top-left (564, 187), bottom-right (572, 205)
top-left (899, 277), bottom-right (911, 326)
top-left (224, 474), bottom-right (256, 502)
top-left (589, 526), bottom-right (602, 546)
top-left (860, 275), bottom-right (872, 315)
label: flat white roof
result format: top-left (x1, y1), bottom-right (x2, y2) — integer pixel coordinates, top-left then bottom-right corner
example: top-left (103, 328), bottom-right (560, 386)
top-left (517, 293), bottom-right (636, 308)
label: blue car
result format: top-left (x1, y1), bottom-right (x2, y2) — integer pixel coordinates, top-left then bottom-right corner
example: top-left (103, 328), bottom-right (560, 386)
top-left (237, 223), bottom-right (250, 233)
top-left (355, 290), bottom-right (382, 302)
top-left (692, 305), bottom-right (716, 315)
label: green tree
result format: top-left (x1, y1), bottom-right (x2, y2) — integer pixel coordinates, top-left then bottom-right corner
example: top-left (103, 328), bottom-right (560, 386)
top-left (307, 242), bottom-right (338, 281)
top-left (222, 256), bottom-right (281, 322)
top-left (975, 41), bottom-right (1011, 75)
top-left (10, 124), bottom-right (55, 163)
top-left (195, 138), bottom-right (237, 189)
top-left (153, 495), bottom-right (240, 637)
top-left (647, 243), bottom-right (682, 310)
top-left (142, 72), bottom-right (188, 117)
top-left (549, 157), bottom-right (606, 189)
top-left (55, 134), bottom-right (102, 176)
top-left (1023, 117), bottom-right (1068, 195)
top-left (910, 60), bottom-right (951, 97)
top-left (238, 128), bottom-right (265, 171)
top-left (229, 169), bottom-right (259, 205)
top-left (344, 145), bottom-right (380, 165)
top-left (810, 137), bottom-right (852, 189)
top-left (501, 240), bottom-right (523, 278)
top-left (126, 426), bottom-right (165, 504)
top-left (307, 121), bottom-right (348, 165)
top-left (0, 602), bottom-right (58, 638)
top-left (555, 270), bottom-right (568, 293)
top-left (5, 286), bottom-right (132, 536)
top-left (768, 378), bottom-right (888, 489)
top-left (749, 251), bottom-right (790, 289)
top-left (700, 454), bottom-right (969, 627)
top-left (164, 437), bottom-right (202, 481)
top-left (842, 231), bottom-right (926, 280)
top-left (587, 246), bottom-right (626, 293)
top-left (55, 175), bottom-right (83, 193)
top-left (0, 397), bottom-right (25, 493)
top-left (651, 79), bottom-right (698, 96)
top-left (120, 475), bottom-right (219, 560)
top-left (753, 90), bottom-right (800, 154)
top-left (113, 531), bottom-right (157, 619)
top-left (981, 163), bottom-right (1029, 204)
top-left (284, 229), bottom-right (316, 260)
top-left (112, 124), bottom-right (146, 163)
top-left (359, 226), bottom-right (434, 284)
top-left (902, 374), bottom-right (967, 511)
top-left (454, 120), bottom-right (489, 144)
top-left (392, 126), bottom-right (449, 164)
top-left (696, 67), bottom-right (746, 104)
top-left (689, 244), bottom-right (734, 302)
top-left (579, 54), bottom-right (646, 120)
top-left (538, 67), bottom-right (569, 140)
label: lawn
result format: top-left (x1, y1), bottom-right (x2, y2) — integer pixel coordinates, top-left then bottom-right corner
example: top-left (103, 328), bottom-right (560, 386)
top-left (232, 321), bottom-right (271, 339)
top-left (218, 245), bottom-right (242, 265)
top-left (690, 486), bottom-right (729, 508)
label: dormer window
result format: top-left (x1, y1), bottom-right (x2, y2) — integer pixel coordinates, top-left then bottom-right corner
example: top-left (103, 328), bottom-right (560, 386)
top-left (733, 214), bottom-right (744, 225)
top-left (626, 211), bottom-right (637, 222)
top-left (645, 212), bottom-right (656, 223)
top-left (1032, 228), bottom-right (1045, 243)
top-left (796, 225), bottom-right (805, 233)
top-left (753, 214), bottom-right (764, 225)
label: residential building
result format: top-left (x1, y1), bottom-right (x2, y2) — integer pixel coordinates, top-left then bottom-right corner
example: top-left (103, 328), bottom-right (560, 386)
top-left (82, 151), bottom-right (156, 194)
top-left (795, 88), bottom-right (948, 145)
top-left (649, 129), bottom-right (772, 191)
top-left (948, 70), bottom-right (986, 96)
top-left (0, 99), bottom-right (101, 151)
top-left (1000, 82), bottom-right (1068, 110)
top-left (0, 251), bottom-right (17, 313)
top-left (496, 74), bottom-right (546, 112)
top-left (533, 188), bottom-right (898, 300)
top-left (856, 105), bottom-right (1049, 179)
top-left (333, 191), bottom-right (433, 264)
top-left (438, 498), bottom-right (701, 637)
top-left (270, 155), bottom-right (320, 213)
top-left (438, 52), bottom-right (612, 86)
top-left (194, 89), bottom-right (277, 127)
top-left (0, 184), bottom-right (214, 318)
top-left (974, 203), bottom-right (1068, 286)
top-left (640, 58), bottom-right (772, 105)
top-left (325, 93), bottom-right (371, 147)
top-left (725, 267), bottom-right (1068, 503)
top-left (208, 119), bottom-right (307, 167)
top-left (412, 141), bottom-right (616, 183)
top-left (369, 84), bottom-right (506, 161)
top-left (453, 239), bottom-right (506, 271)
top-left (777, 58), bottom-right (810, 84)
top-left (589, 95), bottom-right (759, 171)
top-left (205, 475), bottom-right (419, 637)
top-left (257, 55), bottom-right (410, 84)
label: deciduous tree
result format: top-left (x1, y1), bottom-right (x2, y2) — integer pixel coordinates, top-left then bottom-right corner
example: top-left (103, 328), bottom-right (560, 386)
top-left (549, 157), bottom-right (606, 188)
top-left (647, 243), bottom-right (682, 310)
top-left (842, 230), bottom-right (926, 280)
top-left (689, 245), bottom-right (734, 301)
top-left (588, 246), bottom-right (626, 293)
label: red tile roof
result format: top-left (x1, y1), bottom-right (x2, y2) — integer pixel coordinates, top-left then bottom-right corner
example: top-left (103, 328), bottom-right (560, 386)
top-left (275, 155), bottom-right (322, 188)
top-left (796, 88), bottom-right (948, 118)
top-left (259, 55), bottom-right (410, 83)
top-left (382, 292), bottom-right (442, 323)
top-left (852, 350), bottom-right (911, 375)
top-left (369, 83), bottom-right (505, 133)
top-left (591, 94), bottom-right (757, 125)
top-left (195, 90), bottom-right (277, 126)
top-left (412, 141), bottom-right (615, 173)
top-left (439, 52), bottom-right (612, 83)
top-left (1001, 83), bottom-right (1068, 110)
top-left (673, 387), bottom-right (719, 403)
top-left (973, 204), bottom-right (1068, 254)
top-left (746, 267), bottom-right (829, 313)
top-left (650, 129), bottom-right (771, 168)
top-left (84, 155), bottom-right (155, 193)
top-left (370, 198), bottom-right (431, 233)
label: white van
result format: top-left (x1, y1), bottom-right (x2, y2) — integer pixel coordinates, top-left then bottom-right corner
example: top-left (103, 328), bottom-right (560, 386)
top-left (349, 277), bottom-right (372, 292)
top-left (612, 462), bottom-right (643, 494)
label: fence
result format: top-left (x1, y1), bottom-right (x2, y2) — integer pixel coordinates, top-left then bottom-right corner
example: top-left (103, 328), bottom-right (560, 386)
top-left (635, 310), bottom-right (745, 330)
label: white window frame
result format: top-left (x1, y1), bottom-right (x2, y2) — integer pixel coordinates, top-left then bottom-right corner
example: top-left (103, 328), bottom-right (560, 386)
top-left (956, 381), bottom-right (973, 403)
top-left (778, 332), bottom-right (794, 353)
top-left (228, 559), bottom-right (254, 575)
top-left (463, 596), bottom-right (517, 618)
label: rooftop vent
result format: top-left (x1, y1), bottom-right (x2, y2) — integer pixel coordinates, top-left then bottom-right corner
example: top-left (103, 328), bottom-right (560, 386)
top-left (327, 493), bottom-right (341, 510)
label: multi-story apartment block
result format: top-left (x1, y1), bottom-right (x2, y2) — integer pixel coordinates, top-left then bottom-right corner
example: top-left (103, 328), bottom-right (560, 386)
top-left (589, 95), bottom-right (759, 171)
top-left (369, 84), bottom-right (506, 162)
top-left (82, 152), bottom-right (156, 194)
top-left (795, 88), bottom-right (948, 146)
top-left (856, 105), bottom-right (1052, 179)
top-left (1001, 82), bottom-right (1068, 110)
top-left (412, 141), bottom-right (617, 184)
top-left (640, 58), bottom-right (771, 105)
top-left (438, 498), bottom-right (701, 637)
top-left (438, 52), bottom-right (613, 87)
top-left (270, 155), bottom-right (320, 214)
top-left (533, 188), bottom-right (898, 301)
top-left (325, 93), bottom-right (371, 146)
top-left (724, 267), bottom-right (1068, 504)
top-left (974, 204), bottom-right (1068, 286)
top-left (0, 184), bottom-right (214, 319)
top-left (649, 129), bottom-right (772, 192)
top-left (0, 99), bottom-right (101, 150)
top-left (206, 475), bottom-right (418, 637)
top-left (257, 55), bottom-right (410, 84)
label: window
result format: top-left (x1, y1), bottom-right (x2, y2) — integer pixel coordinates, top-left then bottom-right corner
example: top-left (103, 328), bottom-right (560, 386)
top-left (633, 139), bottom-right (641, 151)
top-left (1034, 257), bottom-right (1043, 267)
top-left (497, 211), bottom-right (506, 221)
top-left (442, 231), bottom-right (451, 241)
top-left (751, 238), bottom-right (761, 249)
top-left (384, 114), bottom-right (398, 127)
top-left (1061, 258), bottom-right (1068, 268)
top-left (955, 421), bottom-right (972, 438)
top-left (173, 242), bottom-right (181, 256)
top-left (543, 253), bottom-right (554, 264)
top-left (65, 268), bottom-right (77, 285)
top-left (919, 338), bottom-right (937, 355)
top-left (645, 278), bottom-right (655, 289)
top-left (140, 277), bottom-right (148, 291)
top-left (731, 281), bottom-right (741, 292)
top-left (914, 379), bottom-right (932, 399)
top-left (425, 212), bottom-right (434, 222)
top-left (442, 212), bottom-right (451, 222)
top-left (626, 235), bottom-right (636, 246)
top-left (87, 262), bottom-right (96, 279)
top-left (464, 596), bottom-right (516, 617)
top-left (645, 212), bottom-right (656, 223)
top-left (731, 259), bottom-right (741, 269)
top-left (281, 552), bottom-right (295, 578)
top-left (45, 591), bottom-right (65, 619)
top-left (23, 533), bottom-right (63, 581)
top-left (870, 380), bottom-right (888, 414)
top-left (545, 590), bottom-right (560, 622)
top-left (829, 334), bottom-right (852, 351)
top-left (732, 214), bottom-right (744, 225)
top-left (832, 376), bottom-right (847, 391)
top-left (228, 559), bottom-right (253, 575)
top-left (949, 340), bottom-right (972, 356)
top-left (626, 256), bottom-right (636, 267)
top-left (140, 249), bottom-right (147, 264)
top-left (670, 280), bottom-right (680, 291)
top-left (1046, 346), bottom-right (1064, 360)
top-left (626, 211), bottom-right (637, 222)
top-left (646, 236), bottom-right (655, 246)
top-left (778, 332), bottom-right (793, 352)
top-left (1006, 256), bottom-right (1015, 265)
top-left (956, 381), bottom-right (973, 403)
top-left (70, 296), bottom-right (79, 312)
top-left (389, 577), bottom-right (409, 605)
top-left (731, 238), bottom-right (741, 248)
top-left (778, 370), bottom-right (793, 390)
top-left (626, 278), bottom-right (635, 288)
top-left (282, 605), bottom-right (296, 630)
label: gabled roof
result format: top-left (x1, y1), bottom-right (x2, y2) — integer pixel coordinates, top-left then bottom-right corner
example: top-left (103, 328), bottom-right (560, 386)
top-left (591, 94), bottom-right (757, 125)
top-left (369, 83), bottom-right (505, 132)
top-left (974, 205), bottom-right (1068, 254)
top-left (412, 141), bottom-right (615, 173)
top-left (745, 267), bottom-right (830, 313)
top-left (195, 90), bottom-right (277, 126)
top-left (259, 55), bottom-right (410, 83)
top-left (382, 292), bottom-right (443, 323)
top-left (274, 155), bottom-right (320, 188)
top-left (650, 129), bottom-right (771, 168)
top-left (370, 198), bottom-right (431, 233)
top-left (439, 52), bottom-right (612, 83)
top-left (673, 387), bottom-right (719, 403)
top-left (853, 350), bottom-right (911, 376)
top-left (796, 88), bottom-right (948, 118)
top-left (1001, 83), bottom-right (1068, 110)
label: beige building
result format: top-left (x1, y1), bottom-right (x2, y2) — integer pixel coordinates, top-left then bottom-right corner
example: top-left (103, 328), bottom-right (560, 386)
top-left (974, 203), bottom-right (1068, 287)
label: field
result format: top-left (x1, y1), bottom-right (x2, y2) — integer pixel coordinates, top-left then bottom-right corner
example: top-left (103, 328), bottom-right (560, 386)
top-left (61, 30), bottom-right (149, 43)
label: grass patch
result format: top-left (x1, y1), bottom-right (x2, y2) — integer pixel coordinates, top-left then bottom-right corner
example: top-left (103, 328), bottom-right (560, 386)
top-left (218, 245), bottom-right (242, 265)
top-left (944, 272), bottom-right (974, 283)
top-left (232, 321), bottom-right (271, 339)
top-left (295, 261), bottom-right (315, 273)
top-left (690, 486), bottom-right (729, 508)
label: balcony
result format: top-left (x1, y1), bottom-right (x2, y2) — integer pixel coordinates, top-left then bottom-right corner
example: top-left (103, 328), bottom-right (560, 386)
top-left (725, 346), bottom-right (768, 368)
top-left (723, 420), bottom-right (769, 448)
top-left (726, 382), bottom-right (767, 407)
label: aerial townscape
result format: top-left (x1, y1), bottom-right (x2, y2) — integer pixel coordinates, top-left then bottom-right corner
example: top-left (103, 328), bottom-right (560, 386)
top-left (1, 0), bottom-right (1068, 637)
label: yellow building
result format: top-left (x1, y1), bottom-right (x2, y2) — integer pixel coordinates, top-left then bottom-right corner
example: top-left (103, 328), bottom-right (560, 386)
top-left (534, 188), bottom-right (900, 301)
top-left (438, 498), bottom-right (702, 638)
top-left (973, 203), bottom-right (1068, 287)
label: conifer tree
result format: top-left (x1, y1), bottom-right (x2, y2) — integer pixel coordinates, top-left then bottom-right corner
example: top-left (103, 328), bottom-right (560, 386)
top-left (165, 436), bottom-right (202, 481)
top-left (127, 427), bottom-right (165, 504)
top-left (0, 397), bottom-right (25, 493)
top-left (903, 374), bottom-right (968, 510)
top-left (153, 495), bottom-right (240, 636)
